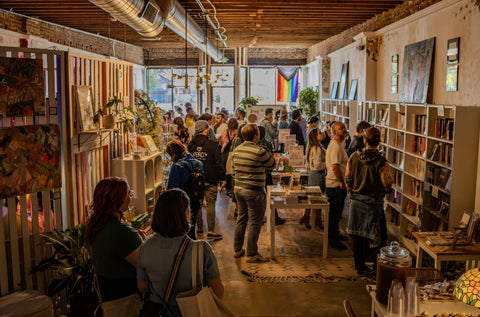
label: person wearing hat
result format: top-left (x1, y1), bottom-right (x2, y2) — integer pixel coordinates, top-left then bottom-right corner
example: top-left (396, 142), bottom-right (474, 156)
top-left (188, 120), bottom-right (226, 241)
top-left (345, 127), bottom-right (393, 277)
top-left (277, 109), bottom-right (289, 130)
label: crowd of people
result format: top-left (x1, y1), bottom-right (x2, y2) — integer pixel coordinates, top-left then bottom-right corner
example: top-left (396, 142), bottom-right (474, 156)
top-left (85, 104), bottom-right (393, 316)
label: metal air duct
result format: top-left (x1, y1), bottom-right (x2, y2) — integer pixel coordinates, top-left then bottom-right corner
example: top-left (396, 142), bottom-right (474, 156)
top-left (88, 0), bottom-right (226, 62)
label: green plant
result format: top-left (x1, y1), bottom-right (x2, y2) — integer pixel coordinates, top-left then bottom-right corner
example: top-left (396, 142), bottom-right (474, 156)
top-left (298, 87), bottom-right (319, 118)
top-left (30, 223), bottom-right (95, 298)
top-left (93, 96), bottom-right (136, 133)
top-left (134, 90), bottom-right (163, 147)
top-left (239, 96), bottom-right (259, 111)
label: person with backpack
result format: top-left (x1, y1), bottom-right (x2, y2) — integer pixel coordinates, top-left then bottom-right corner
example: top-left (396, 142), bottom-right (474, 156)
top-left (166, 140), bottom-right (205, 240)
top-left (188, 120), bottom-right (225, 241)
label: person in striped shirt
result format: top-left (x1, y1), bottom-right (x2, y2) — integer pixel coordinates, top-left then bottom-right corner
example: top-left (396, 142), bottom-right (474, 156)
top-left (232, 124), bottom-right (276, 263)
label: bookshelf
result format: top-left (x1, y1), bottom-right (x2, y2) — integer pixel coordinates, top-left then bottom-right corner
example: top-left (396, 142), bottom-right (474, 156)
top-left (320, 99), bottom-right (357, 136)
top-left (111, 152), bottom-right (164, 214)
top-left (360, 101), bottom-right (480, 255)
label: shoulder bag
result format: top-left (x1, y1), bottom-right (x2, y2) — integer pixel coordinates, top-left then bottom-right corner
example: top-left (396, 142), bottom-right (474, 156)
top-left (176, 241), bottom-right (237, 317)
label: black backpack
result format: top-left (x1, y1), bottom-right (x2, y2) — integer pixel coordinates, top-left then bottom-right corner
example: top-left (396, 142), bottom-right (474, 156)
top-left (177, 160), bottom-right (205, 200)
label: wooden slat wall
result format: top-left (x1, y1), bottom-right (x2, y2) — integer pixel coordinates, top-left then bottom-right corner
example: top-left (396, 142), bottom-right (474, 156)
top-left (67, 53), bottom-right (134, 226)
top-left (0, 47), bottom-right (67, 295)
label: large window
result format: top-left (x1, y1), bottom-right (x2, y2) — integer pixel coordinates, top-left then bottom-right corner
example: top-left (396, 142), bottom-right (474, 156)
top-left (147, 67), bottom-right (198, 112)
top-left (239, 66), bottom-right (248, 104)
top-left (211, 65), bottom-right (235, 113)
top-left (250, 67), bottom-right (276, 104)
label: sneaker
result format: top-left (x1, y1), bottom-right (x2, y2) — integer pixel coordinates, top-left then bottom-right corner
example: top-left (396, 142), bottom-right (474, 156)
top-left (329, 241), bottom-right (347, 250)
top-left (234, 249), bottom-right (245, 258)
top-left (207, 232), bottom-right (223, 241)
top-left (246, 254), bottom-right (269, 263)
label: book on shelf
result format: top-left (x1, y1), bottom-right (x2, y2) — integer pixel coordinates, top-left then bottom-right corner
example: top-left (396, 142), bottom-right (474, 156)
top-left (381, 108), bottom-right (390, 124)
top-left (404, 200), bottom-right (417, 216)
top-left (412, 114), bottom-right (427, 134)
top-left (397, 113), bottom-right (405, 129)
top-left (427, 166), bottom-right (451, 190)
top-left (410, 179), bottom-right (423, 199)
top-left (411, 136), bottom-right (426, 156)
top-left (429, 143), bottom-right (452, 165)
top-left (394, 132), bottom-right (404, 148)
top-left (393, 170), bottom-right (402, 187)
top-left (388, 190), bottom-right (402, 205)
top-left (380, 127), bottom-right (387, 143)
top-left (367, 108), bottom-right (375, 123)
top-left (404, 223), bottom-right (418, 240)
top-left (435, 118), bottom-right (454, 140)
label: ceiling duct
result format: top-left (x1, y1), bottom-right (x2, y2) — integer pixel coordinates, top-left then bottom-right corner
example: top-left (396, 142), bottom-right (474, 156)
top-left (89, 0), bottom-right (226, 62)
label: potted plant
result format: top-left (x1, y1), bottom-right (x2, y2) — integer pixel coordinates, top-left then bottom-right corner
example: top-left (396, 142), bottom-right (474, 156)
top-left (298, 87), bottom-right (319, 118)
top-left (30, 222), bottom-right (97, 317)
top-left (239, 96), bottom-right (259, 111)
top-left (93, 95), bottom-right (136, 132)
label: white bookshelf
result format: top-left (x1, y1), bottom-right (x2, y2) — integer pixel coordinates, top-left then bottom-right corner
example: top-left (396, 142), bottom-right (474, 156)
top-left (320, 99), bottom-right (357, 136)
top-left (359, 101), bottom-right (480, 255)
top-left (111, 152), bottom-right (164, 214)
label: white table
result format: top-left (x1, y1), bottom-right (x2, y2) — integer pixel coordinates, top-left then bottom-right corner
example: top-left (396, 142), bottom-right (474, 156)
top-left (413, 232), bottom-right (480, 271)
top-left (367, 285), bottom-right (480, 317)
top-left (266, 186), bottom-right (330, 259)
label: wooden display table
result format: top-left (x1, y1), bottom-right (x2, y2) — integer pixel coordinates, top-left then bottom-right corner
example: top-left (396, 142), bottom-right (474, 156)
top-left (413, 232), bottom-right (480, 270)
top-left (266, 186), bottom-right (329, 259)
top-left (367, 285), bottom-right (480, 317)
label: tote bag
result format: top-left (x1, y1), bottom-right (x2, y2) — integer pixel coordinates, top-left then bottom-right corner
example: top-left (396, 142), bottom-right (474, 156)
top-left (97, 293), bottom-right (143, 317)
top-left (176, 241), bottom-right (237, 317)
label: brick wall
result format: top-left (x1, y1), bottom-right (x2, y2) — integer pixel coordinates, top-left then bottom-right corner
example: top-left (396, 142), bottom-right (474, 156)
top-left (307, 0), bottom-right (441, 63)
top-left (0, 10), bottom-right (144, 65)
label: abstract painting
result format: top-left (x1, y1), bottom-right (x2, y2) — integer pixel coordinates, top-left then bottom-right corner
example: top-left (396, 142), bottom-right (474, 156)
top-left (0, 57), bottom-right (45, 117)
top-left (399, 38), bottom-right (435, 104)
top-left (338, 62), bottom-right (349, 99)
top-left (0, 124), bottom-right (61, 198)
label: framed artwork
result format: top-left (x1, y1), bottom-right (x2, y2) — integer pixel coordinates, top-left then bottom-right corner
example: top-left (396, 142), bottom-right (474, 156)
top-left (348, 79), bottom-right (358, 100)
top-left (391, 75), bottom-right (398, 94)
top-left (330, 82), bottom-right (339, 99)
top-left (399, 37), bottom-right (435, 104)
top-left (0, 124), bottom-right (62, 198)
top-left (0, 57), bottom-right (46, 117)
top-left (338, 62), bottom-right (349, 99)
top-left (391, 54), bottom-right (399, 74)
top-left (447, 38), bottom-right (460, 64)
top-left (446, 65), bottom-right (458, 92)
top-left (74, 85), bottom-right (96, 131)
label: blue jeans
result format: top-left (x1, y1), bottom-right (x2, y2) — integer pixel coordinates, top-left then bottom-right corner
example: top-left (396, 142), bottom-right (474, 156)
top-left (233, 188), bottom-right (266, 256)
top-left (326, 186), bottom-right (347, 244)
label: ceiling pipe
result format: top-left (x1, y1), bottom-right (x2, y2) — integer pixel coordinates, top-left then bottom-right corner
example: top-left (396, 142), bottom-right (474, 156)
top-left (88, 0), bottom-right (226, 62)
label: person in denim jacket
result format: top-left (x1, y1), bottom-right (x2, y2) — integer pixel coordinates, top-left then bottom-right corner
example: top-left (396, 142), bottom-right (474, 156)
top-left (345, 127), bottom-right (393, 277)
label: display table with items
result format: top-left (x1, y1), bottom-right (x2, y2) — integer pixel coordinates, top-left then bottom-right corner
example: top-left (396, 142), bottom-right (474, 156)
top-left (367, 284), bottom-right (480, 317)
top-left (266, 185), bottom-right (329, 259)
top-left (413, 231), bottom-right (480, 270)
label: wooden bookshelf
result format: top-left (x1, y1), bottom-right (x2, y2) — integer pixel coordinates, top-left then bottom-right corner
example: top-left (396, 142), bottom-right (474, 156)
top-left (320, 99), bottom-right (357, 136)
top-left (362, 101), bottom-right (480, 255)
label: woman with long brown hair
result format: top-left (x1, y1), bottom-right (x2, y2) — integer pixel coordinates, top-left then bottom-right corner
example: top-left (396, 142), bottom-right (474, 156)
top-left (300, 128), bottom-right (326, 229)
top-left (86, 177), bottom-right (143, 303)
top-left (173, 117), bottom-right (190, 145)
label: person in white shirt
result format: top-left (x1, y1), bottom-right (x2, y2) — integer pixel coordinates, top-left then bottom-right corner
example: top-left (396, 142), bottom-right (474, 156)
top-left (325, 122), bottom-right (349, 250)
top-left (214, 112), bottom-right (228, 137)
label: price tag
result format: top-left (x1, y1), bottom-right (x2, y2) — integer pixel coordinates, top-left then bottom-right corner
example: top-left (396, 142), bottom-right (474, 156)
top-left (432, 186), bottom-right (439, 198)
top-left (396, 103), bottom-right (400, 112)
top-left (333, 106), bottom-right (337, 114)
top-left (437, 105), bottom-right (445, 117)
top-left (368, 103), bottom-right (372, 109)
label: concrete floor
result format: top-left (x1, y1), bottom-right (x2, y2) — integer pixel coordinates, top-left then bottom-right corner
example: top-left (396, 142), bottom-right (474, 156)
top-left (204, 192), bottom-right (373, 317)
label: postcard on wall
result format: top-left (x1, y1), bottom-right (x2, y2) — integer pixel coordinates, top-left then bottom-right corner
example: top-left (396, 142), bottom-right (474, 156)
top-left (75, 85), bottom-right (96, 131)
top-left (0, 124), bottom-right (62, 198)
top-left (0, 56), bottom-right (46, 117)
top-left (278, 129), bottom-right (290, 143)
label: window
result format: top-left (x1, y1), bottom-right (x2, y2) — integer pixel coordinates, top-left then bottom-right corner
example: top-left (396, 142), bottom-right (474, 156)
top-left (211, 66), bottom-right (235, 113)
top-left (239, 66), bottom-right (248, 104)
top-left (250, 68), bottom-right (276, 104)
top-left (146, 68), bottom-right (172, 111)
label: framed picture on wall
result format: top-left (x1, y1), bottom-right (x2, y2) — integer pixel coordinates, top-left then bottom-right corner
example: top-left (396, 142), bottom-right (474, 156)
top-left (446, 65), bottom-right (458, 91)
top-left (348, 79), bottom-right (358, 100)
top-left (391, 75), bottom-right (398, 94)
top-left (447, 38), bottom-right (460, 64)
top-left (74, 85), bottom-right (97, 132)
top-left (338, 62), bottom-right (349, 99)
top-left (391, 54), bottom-right (399, 74)
top-left (331, 82), bottom-right (339, 99)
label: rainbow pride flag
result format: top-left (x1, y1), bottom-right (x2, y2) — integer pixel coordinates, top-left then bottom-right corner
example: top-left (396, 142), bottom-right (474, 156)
top-left (277, 66), bottom-right (299, 102)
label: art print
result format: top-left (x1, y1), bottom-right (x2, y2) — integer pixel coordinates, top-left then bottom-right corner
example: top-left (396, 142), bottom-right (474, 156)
top-left (0, 57), bottom-right (45, 117)
top-left (399, 38), bottom-right (435, 104)
top-left (330, 82), bottom-right (339, 99)
top-left (447, 38), bottom-right (459, 64)
top-left (0, 124), bottom-right (62, 198)
top-left (338, 62), bottom-right (349, 99)
top-left (348, 79), bottom-right (358, 100)
top-left (446, 65), bottom-right (458, 92)
top-left (74, 85), bottom-right (96, 131)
